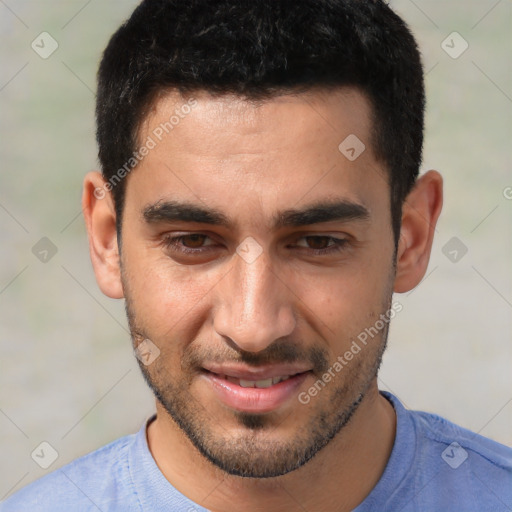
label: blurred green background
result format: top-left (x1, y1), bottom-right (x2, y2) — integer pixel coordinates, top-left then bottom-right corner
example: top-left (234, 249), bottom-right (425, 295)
top-left (1, 0), bottom-right (511, 497)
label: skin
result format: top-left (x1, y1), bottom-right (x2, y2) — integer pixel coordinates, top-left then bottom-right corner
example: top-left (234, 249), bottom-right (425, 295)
top-left (82, 87), bottom-right (443, 511)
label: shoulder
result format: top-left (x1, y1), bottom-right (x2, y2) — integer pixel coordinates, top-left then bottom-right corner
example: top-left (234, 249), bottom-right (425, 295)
top-left (406, 404), bottom-right (512, 510)
top-left (413, 408), bottom-right (512, 471)
top-left (364, 392), bottom-right (512, 512)
top-left (1, 434), bottom-right (139, 512)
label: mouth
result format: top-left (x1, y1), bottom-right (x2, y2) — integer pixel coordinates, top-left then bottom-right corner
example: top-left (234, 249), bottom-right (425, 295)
top-left (210, 373), bottom-right (296, 388)
top-left (200, 365), bottom-right (312, 414)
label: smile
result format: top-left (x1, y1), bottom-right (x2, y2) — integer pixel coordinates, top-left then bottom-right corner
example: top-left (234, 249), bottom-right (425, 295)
top-left (218, 374), bottom-right (292, 388)
top-left (201, 366), bottom-right (312, 414)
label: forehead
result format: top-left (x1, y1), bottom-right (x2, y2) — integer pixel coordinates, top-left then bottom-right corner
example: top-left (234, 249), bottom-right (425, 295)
top-left (140, 87), bottom-right (374, 156)
top-left (129, 87), bottom-right (389, 229)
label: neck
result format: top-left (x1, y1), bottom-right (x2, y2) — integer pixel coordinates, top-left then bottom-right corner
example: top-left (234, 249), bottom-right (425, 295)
top-left (147, 382), bottom-right (396, 512)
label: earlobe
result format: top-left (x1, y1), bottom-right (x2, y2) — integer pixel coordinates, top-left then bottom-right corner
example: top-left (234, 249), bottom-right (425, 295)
top-left (394, 170), bottom-right (443, 293)
top-left (82, 171), bottom-right (124, 299)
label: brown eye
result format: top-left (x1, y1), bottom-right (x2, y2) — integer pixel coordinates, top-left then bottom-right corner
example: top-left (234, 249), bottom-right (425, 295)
top-left (162, 233), bottom-right (216, 255)
top-left (180, 234), bottom-right (208, 248)
top-left (294, 235), bottom-right (348, 255)
top-left (305, 236), bottom-right (331, 249)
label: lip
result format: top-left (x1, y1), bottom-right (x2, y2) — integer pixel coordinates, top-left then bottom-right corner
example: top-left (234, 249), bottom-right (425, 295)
top-left (201, 369), bottom-right (311, 414)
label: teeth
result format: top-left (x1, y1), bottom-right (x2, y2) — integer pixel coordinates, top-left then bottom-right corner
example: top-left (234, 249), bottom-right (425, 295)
top-left (255, 378), bottom-right (273, 389)
top-left (211, 371), bottom-right (296, 387)
top-left (235, 376), bottom-right (292, 388)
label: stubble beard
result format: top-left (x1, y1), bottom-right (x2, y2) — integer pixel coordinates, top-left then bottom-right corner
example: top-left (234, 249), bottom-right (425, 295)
top-left (120, 243), bottom-right (396, 478)
top-left (124, 295), bottom-right (391, 479)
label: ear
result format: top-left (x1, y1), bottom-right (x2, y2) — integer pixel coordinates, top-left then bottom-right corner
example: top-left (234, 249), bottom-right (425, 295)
top-left (82, 171), bottom-right (124, 299)
top-left (394, 170), bottom-right (443, 293)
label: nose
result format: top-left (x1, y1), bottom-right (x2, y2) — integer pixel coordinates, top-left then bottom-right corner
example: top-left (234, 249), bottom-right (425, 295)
top-left (213, 245), bottom-right (296, 353)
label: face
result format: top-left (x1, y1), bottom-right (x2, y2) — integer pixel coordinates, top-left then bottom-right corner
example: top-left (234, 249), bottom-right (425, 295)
top-left (119, 88), bottom-right (397, 478)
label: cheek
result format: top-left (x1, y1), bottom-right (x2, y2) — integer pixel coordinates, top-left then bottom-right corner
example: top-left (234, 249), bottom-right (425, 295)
top-left (123, 250), bottom-right (221, 342)
top-left (293, 256), bottom-right (393, 345)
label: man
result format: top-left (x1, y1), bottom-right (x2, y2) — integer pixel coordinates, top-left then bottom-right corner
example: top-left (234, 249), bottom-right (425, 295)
top-left (2, 0), bottom-right (511, 510)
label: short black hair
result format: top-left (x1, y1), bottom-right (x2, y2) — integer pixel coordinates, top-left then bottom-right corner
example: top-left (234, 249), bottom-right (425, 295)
top-left (96, 0), bottom-right (425, 244)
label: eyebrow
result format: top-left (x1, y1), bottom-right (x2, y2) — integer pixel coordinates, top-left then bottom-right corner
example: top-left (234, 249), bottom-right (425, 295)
top-left (142, 199), bottom-right (370, 229)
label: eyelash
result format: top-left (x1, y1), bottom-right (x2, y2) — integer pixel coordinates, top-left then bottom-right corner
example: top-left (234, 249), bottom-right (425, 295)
top-left (161, 234), bottom-right (348, 256)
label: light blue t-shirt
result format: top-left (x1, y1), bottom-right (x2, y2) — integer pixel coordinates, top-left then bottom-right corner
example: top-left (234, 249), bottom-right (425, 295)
top-left (2, 392), bottom-right (511, 511)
